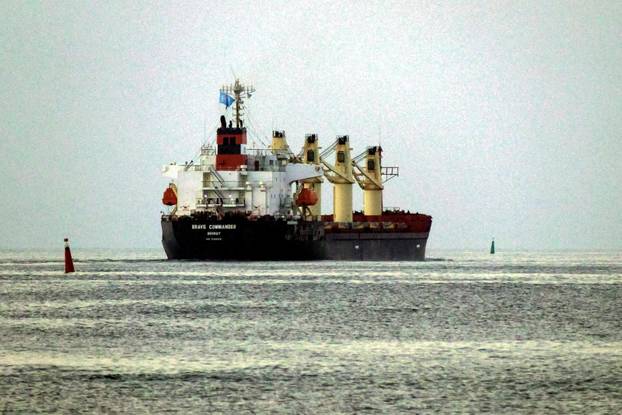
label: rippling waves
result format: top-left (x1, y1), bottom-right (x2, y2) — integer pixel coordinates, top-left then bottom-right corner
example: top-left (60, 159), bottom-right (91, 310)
top-left (1, 249), bottom-right (621, 413)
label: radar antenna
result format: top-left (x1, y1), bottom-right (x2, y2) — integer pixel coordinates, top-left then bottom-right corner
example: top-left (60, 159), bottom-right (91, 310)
top-left (221, 79), bottom-right (255, 128)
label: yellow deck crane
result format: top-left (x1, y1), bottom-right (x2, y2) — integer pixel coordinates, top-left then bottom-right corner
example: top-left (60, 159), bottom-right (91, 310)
top-left (270, 130), bottom-right (290, 156)
top-left (301, 134), bottom-right (323, 219)
top-left (270, 130), bottom-right (301, 165)
top-left (320, 135), bottom-right (355, 223)
top-left (352, 146), bottom-right (383, 216)
top-left (352, 146), bottom-right (399, 216)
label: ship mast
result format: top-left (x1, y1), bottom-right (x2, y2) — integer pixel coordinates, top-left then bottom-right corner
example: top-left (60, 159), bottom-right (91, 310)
top-left (221, 79), bottom-right (255, 128)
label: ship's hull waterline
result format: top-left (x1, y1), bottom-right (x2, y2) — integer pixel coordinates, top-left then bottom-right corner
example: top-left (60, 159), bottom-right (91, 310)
top-left (162, 216), bottom-right (429, 261)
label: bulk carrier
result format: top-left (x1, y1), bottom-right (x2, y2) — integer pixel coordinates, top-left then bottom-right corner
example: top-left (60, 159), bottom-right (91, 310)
top-left (161, 79), bottom-right (432, 260)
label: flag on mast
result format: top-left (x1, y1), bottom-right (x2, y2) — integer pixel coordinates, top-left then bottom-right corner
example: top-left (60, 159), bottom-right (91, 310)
top-left (219, 91), bottom-right (235, 108)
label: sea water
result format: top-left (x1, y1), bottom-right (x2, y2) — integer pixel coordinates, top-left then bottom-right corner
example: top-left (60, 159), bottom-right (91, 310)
top-left (0, 249), bottom-right (621, 413)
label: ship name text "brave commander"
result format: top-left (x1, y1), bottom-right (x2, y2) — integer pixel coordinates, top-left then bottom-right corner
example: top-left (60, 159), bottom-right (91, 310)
top-left (192, 224), bottom-right (237, 230)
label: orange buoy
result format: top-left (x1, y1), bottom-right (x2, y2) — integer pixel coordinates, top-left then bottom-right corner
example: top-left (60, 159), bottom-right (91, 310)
top-left (296, 188), bottom-right (318, 206)
top-left (162, 187), bottom-right (177, 206)
top-left (64, 238), bottom-right (75, 273)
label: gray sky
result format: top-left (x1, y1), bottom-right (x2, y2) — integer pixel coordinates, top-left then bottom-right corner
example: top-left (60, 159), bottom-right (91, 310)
top-left (1, 1), bottom-right (620, 250)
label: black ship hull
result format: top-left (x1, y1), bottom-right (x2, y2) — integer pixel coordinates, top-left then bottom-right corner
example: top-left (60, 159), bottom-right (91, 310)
top-left (162, 216), bottom-right (429, 261)
top-left (162, 216), bottom-right (326, 260)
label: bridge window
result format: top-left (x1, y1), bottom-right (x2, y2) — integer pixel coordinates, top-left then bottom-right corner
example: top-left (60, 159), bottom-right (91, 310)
top-left (217, 143), bottom-right (241, 154)
top-left (307, 149), bottom-right (315, 162)
top-left (367, 160), bottom-right (375, 171)
top-left (337, 151), bottom-right (345, 163)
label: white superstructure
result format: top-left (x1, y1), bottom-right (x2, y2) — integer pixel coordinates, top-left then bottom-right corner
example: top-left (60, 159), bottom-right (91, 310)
top-left (162, 144), bottom-right (323, 217)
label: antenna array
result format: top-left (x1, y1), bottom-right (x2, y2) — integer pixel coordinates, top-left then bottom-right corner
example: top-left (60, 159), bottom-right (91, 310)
top-left (221, 79), bottom-right (255, 128)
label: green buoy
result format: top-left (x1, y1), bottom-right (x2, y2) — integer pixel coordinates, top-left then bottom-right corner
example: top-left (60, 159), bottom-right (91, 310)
top-left (490, 238), bottom-right (495, 254)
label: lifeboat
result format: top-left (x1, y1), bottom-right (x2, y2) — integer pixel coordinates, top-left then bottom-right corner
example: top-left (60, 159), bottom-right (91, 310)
top-left (162, 186), bottom-right (177, 206)
top-left (296, 188), bottom-right (318, 206)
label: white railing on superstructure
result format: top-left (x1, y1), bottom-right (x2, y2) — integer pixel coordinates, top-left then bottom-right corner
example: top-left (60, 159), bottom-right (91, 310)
top-left (200, 145), bottom-right (276, 157)
top-left (201, 145), bottom-right (216, 156)
top-left (246, 148), bottom-right (274, 157)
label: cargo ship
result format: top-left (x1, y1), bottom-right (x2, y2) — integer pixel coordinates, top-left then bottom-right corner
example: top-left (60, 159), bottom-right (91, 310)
top-left (161, 79), bottom-right (432, 260)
